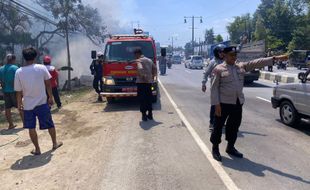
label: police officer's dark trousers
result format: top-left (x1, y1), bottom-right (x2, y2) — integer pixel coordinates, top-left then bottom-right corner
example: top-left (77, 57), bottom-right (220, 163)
top-left (137, 83), bottom-right (152, 114)
top-left (210, 99), bottom-right (242, 147)
top-left (93, 76), bottom-right (103, 94)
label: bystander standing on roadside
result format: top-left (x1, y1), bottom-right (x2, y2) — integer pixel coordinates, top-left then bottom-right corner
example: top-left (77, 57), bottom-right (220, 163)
top-left (135, 48), bottom-right (157, 121)
top-left (43, 55), bottom-right (62, 109)
top-left (210, 46), bottom-right (288, 162)
top-left (159, 48), bottom-right (167, 75)
top-left (0, 54), bottom-right (24, 129)
top-left (14, 47), bottom-right (62, 155)
top-left (201, 44), bottom-right (226, 131)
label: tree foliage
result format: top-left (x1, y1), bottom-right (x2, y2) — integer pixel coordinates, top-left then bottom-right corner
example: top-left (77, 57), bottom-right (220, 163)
top-left (215, 34), bottom-right (223, 43)
top-left (35, 0), bottom-right (107, 44)
top-left (227, 0), bottom-right (310, 51)
top-left (0, 0), bottom-right (33, 53)
top-left (204, 28), bottom-right (215, 44)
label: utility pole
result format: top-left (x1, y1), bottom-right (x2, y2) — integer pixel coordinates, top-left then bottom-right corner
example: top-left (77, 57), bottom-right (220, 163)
top-left (65, 0), bottom-right (72, 90)
top-left (184, 16), bottom-right (203, 54)
top-left (169, 36), bottom-right (177, 54)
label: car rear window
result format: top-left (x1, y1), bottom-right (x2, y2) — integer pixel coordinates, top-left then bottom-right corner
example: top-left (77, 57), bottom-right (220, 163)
top-left (193, 57), bottom-right (203, 60)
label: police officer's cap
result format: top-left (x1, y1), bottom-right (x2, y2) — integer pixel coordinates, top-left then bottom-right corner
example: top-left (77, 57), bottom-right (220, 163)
top-left (223, 46), bottom-right (237, 54)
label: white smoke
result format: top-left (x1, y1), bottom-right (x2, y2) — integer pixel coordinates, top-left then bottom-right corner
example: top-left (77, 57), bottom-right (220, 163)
top-left (45, 0), bottom-right (138, 87)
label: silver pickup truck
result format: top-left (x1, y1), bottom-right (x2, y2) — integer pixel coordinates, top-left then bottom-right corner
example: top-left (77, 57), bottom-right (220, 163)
top-left (271, 70), bottom-right (310, 126)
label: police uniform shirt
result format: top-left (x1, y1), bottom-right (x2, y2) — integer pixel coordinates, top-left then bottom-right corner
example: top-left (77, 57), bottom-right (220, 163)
top-left (211, 57), bottom-right (273, 105)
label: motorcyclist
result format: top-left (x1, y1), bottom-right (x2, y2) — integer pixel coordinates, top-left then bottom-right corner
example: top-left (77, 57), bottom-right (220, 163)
top-left (90, 51), bottom-right (104, 102)
top-left (202, 44), bottom-right (226, 131)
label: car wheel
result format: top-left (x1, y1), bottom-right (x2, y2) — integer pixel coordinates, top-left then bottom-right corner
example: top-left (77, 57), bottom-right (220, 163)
top-left (279, 101), bottom-right (300, 126)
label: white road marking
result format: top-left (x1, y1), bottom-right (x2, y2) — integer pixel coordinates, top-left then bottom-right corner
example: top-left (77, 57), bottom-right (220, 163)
top-left (185, 70), bottom-right (191, 74)
top-left (158, 79), bottom-right (240, 190)
top-left (256, 96), bottom-right (271, 103)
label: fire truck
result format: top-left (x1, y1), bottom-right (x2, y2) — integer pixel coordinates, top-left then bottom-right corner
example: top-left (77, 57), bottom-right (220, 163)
top-left (91, 29), bottom-right (158, 103)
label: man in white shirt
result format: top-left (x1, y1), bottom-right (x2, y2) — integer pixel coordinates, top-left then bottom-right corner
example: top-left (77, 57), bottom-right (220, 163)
top-left (14, 47), bottom-right (62, 155)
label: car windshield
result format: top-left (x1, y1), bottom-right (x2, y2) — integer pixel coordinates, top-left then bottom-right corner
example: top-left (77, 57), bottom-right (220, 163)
top-left (105, 41), bottom-right (154, 62)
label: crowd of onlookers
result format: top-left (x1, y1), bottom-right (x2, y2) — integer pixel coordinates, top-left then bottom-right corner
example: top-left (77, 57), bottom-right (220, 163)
top-left (0, 47), bottom-right (62, 155)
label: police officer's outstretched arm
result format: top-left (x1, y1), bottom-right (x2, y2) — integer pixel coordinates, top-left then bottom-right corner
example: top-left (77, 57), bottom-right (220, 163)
top-left (242, 55), bottom-right (289, 72)
top-left (210, 70), bottom-right (221, 117)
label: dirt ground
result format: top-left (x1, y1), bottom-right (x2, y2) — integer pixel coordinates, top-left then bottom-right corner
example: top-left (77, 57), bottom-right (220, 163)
top-left (0, 89), bottom-right (121, 190)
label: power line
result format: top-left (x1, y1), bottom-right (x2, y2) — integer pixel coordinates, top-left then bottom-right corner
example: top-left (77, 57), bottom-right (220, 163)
top-left (3, 0), bottom-right (57, 26)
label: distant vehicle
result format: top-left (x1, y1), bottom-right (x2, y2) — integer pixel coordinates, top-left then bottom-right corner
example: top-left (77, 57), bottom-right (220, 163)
top-left (290, 50), bottom-right (310, 70)
top-left (185, 55), bottom-right (204, 69)
top-left (171, 55), bottom-right (182, 64)
top-left (271, 69), bottom-right (310, 126)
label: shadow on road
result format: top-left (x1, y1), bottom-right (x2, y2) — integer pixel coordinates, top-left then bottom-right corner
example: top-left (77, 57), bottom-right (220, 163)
top-left (103, 90), bottom-right (162, 112)
top-left (276, 119), bottom-right (310, 136)
top-left (0, 128), bottom-right (24, 135)
top-left (222, 157), bottom-right (310, 185)
top-left (11, 150), bottom-right (53, 170)
top-left (139, 120), bottom-right (163, 130)
top-left (244, 82), bottom-right (272, 88)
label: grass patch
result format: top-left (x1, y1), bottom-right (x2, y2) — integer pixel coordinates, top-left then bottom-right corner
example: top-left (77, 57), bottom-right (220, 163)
top-left (0, 87), bottom-right (93, 125)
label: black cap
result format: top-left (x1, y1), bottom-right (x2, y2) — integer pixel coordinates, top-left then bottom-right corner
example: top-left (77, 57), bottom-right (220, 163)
top-left (223, 46), bottom-right (237, 53)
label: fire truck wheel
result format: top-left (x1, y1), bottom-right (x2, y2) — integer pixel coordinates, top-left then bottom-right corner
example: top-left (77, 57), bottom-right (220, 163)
top-left (106, 97), bottom-right (114, 103)
top-left (152, 95), bottom-right (158, 103)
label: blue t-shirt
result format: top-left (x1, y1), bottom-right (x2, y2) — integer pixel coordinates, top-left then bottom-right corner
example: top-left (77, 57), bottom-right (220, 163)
top-left (0, 64), bottom-right (19, 93)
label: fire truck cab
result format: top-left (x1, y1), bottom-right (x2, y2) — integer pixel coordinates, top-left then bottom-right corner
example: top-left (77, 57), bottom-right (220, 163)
top-left (91, 29), bottom-right (158, 103)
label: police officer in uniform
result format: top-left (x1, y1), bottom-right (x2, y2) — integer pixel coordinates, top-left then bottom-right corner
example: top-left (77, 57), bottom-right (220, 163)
top-left (210, 46), bottom-right (288, 161)
top-left (90, 52), bottom-right (104, 102)
top-left (202, 44), bottom-right (226, 131)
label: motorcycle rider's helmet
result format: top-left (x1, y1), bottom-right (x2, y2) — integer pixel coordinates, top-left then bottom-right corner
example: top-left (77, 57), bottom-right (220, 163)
top-left (213, 44), bottom-right (226, 59)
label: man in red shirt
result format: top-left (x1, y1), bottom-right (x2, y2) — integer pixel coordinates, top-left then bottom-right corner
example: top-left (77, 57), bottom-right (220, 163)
top-left (43, 56), bottom-right (62, 109)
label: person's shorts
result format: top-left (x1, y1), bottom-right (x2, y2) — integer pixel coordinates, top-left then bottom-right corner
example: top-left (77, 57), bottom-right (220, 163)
top-left (24, 104), bottom-right (55, 130)
top-left (4, 92), bottom-right (17, 109)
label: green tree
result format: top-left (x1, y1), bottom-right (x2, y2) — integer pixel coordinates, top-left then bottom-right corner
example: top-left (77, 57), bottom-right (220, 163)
top-left (0, 1), bottom-right (32, 53)
top-left (226, 14), bottom-right (254, 44)
top-left (215, 34), bottom-right (223, 43)
top-left (35, 0), bottom-right (107, 89)
top-left (204, 28), bottom-right (215, 44)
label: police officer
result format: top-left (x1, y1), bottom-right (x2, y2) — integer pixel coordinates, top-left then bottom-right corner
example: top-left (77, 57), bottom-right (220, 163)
top-left (202, 44), bottom-right (226, 131)
top-left (90, 52), bottom-right (104, 102)
top-left (210, 46), bottom-right (288, 161)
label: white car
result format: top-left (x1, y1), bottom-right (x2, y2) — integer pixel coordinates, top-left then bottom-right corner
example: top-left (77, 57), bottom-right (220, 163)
top-left (185, 55), bottom-right (204, 69)
top-left (271, 70), bottom-right (310, 126)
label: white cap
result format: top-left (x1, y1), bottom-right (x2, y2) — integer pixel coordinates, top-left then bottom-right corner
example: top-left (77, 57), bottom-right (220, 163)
top-left (97, 51), bottom-right (104, 57)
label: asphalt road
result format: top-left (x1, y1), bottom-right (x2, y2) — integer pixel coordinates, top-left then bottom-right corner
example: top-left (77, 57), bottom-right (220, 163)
top-left (157, 63), bottom-right (310, 190)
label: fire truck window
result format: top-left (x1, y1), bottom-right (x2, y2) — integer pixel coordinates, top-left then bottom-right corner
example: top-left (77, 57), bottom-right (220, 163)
top-left (105, 41), bottom-right (154, 61)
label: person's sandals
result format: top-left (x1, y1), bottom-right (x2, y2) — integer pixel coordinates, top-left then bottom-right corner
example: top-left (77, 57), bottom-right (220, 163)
top-left (30, 150), bottom-right (41, 155)
top-left (52, 142), bottom-right (63, 151)
top-left (8, 125), bottom-right (17, 130)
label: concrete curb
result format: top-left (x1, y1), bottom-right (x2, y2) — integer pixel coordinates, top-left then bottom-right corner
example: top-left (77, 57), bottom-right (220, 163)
top-left (259, 71), bottom-right (299, 83)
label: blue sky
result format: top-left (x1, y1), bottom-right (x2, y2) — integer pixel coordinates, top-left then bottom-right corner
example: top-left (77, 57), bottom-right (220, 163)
top-left (118, 0), bottom-right (262, 47)
top-left (22, 0), bottom-right (262, 47)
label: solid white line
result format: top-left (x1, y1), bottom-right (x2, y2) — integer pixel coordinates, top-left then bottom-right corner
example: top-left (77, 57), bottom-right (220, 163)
top-left (185, 70), bottom-right (191, 74)
top-left (158, 79), bottom-right (240, 190)
top-left (256, 96), bottom-right (271, 103)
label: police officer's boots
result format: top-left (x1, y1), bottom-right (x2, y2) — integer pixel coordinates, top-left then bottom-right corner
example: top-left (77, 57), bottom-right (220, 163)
top-left (147, 111), bottom-right (153, 120)
top-left (142, 113), bottom-right (148, 121)
top-left (226, 144), bottom-right (243, 158)
top-left (212, 145), bottom-right (222, 162)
